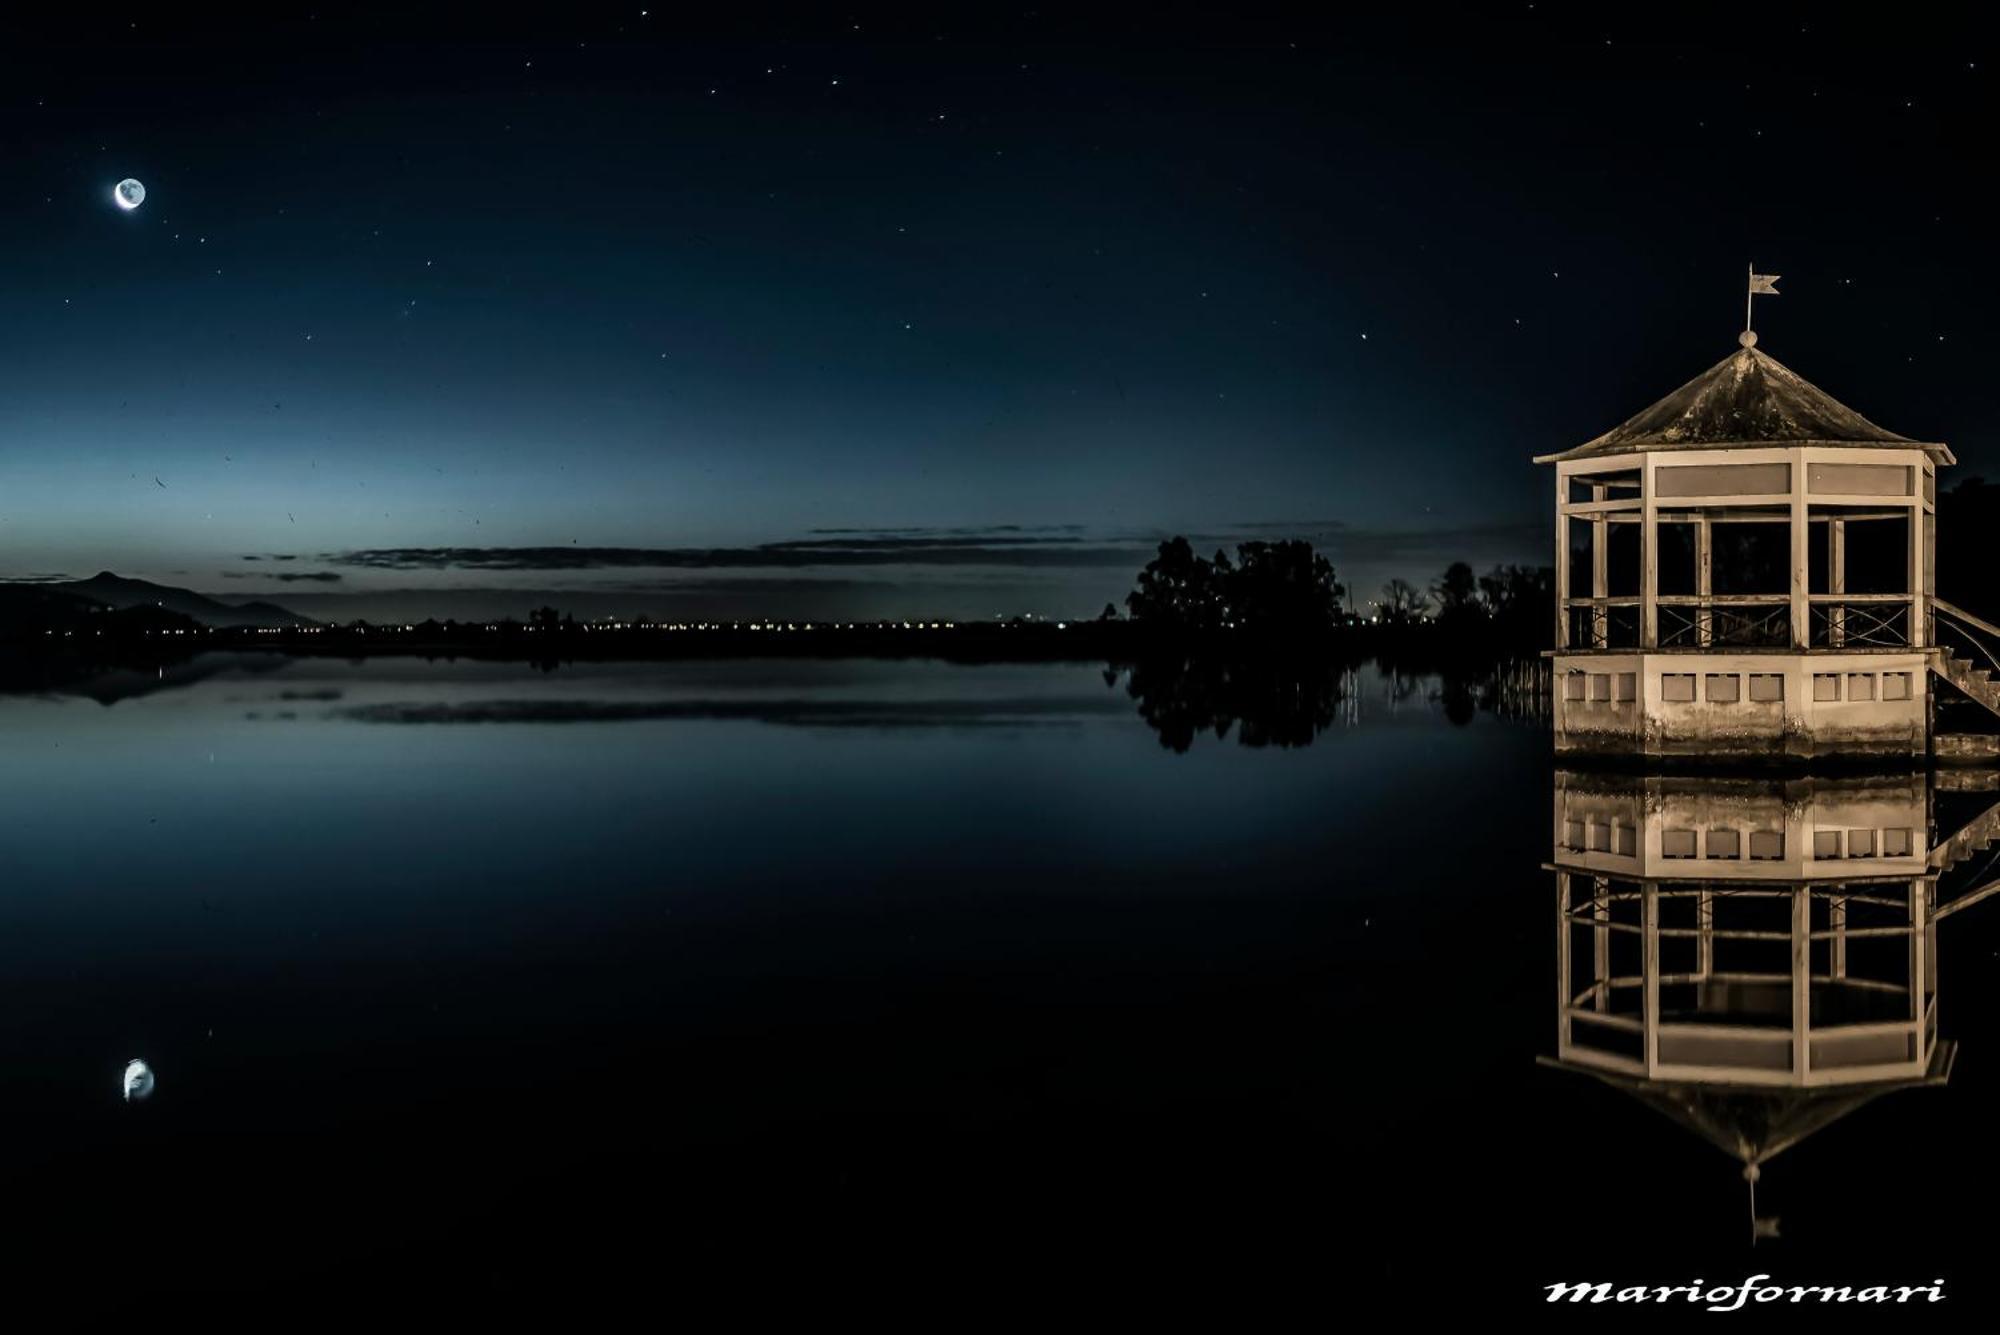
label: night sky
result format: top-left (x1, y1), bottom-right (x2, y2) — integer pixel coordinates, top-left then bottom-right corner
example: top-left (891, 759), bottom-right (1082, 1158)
top-left (2, 5), bottom-right (1993, 623)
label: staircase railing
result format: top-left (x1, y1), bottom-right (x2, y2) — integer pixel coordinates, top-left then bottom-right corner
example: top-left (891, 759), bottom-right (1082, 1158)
top-left (1936, 877), bottom-right (2000, 922)
top-left (1933, 597), bottom-right (2000, 679)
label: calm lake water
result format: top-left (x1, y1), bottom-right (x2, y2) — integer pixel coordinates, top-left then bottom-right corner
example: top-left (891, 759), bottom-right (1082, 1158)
top-left (4, 653), bottom-right (1998, 1319)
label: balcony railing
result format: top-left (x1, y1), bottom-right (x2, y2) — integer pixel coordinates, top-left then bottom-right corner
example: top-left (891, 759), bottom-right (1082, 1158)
top-left (1564, 594), bottom-right (1921, 650)
top-left (1809, 597), bottom-right (1912, 649)
top-left (1565, 598), bottom-right (1641, 649)
top-left (1657, 599), bottom-right (1791, 649)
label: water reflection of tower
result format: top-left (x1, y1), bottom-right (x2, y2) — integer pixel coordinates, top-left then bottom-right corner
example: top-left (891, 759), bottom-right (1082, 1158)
top-left (1539, 770), bottom-right (2000, 1238)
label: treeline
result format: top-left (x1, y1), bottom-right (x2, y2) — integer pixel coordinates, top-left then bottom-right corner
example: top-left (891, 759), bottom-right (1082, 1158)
top-left (1118, 537), bottom-right (1553, 653)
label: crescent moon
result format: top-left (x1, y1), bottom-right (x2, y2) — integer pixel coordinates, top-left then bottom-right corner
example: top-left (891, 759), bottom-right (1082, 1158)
top-left (113, 179), bottom-right (145, 211)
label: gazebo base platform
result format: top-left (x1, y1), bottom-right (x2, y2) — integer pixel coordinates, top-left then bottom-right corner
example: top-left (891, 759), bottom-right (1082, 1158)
top-left (1553, 650), bottom-right (1930, 762)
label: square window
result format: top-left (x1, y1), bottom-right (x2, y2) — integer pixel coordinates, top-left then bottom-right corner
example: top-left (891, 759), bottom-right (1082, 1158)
top-left (1748, 674), bottom-right (1784, 702)
top-left (1663, 829), bottom-right (1697, 859)
top-left (1813, 830), bottom-right (1842, 859)
top-left (1590, 673), bottom-right (1611, 702)
top-left (1749, 831), bottom-right (1785, 860)
top-left (1661, 673), bottom-right (1696, 703)
top-left (1849, 829), bottom-right (1876, 857)
top-left (1847, 673), bottom-right (1876, 702)
top-left (1706, 829), bottom-right (1741, 859)
top-left (1564, 819), bottom-right (1586, 850)
top-left (1884, 672), bottom-right (1913, 701)
top-left (1589, 821), bottom-right (1611, 852)
top-left (1705, 673), bottom-right (1740, 703)
top-left (1615, 672), bottom-right (1637, 703)
top-left (1614, 824), bottom-right (1637, 855)
top-left (1813, 673), bottom-right (1841, 702)
top-left (1883, 827), bottom-right (1912, 857)
top-left (1564, 672), bottom-right (1586, 702)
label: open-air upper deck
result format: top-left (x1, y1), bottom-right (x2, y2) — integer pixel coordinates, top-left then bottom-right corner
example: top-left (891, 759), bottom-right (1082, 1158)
top-left (1540, 340), bottom-right (1943, 657)
top-left (1538, 334), bottom-right (2000, 760)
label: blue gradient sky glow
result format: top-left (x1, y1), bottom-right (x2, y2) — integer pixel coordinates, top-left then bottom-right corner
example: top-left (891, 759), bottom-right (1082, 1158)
top-left (1, 7), bottom-right (1990, 620)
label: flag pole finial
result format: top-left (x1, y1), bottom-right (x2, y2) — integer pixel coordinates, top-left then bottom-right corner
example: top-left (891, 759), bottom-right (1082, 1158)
top-left (1744, 266), bottom-right (1780, 347)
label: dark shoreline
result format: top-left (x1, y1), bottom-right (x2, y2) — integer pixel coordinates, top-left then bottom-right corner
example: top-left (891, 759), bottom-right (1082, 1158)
top-left (0, 618), bottom-right (1538, 670)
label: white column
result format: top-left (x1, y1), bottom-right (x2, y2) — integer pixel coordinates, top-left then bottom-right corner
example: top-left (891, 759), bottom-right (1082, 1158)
top-left (1910, 878), bottom-right (1927, 1025)
top-left (1910, 483), bottom-right (1927, 648)
top-left (1643, 884), bottom-right (1660, 1077)
top-left (1556, 875), bottom-right (1572, 1053)
top-left (1696, 887), bottom-right (1713, 980)
top-left (1591, 482), bottom-right (1608, 648)
top-left (1641, 457), bottom-right (1657, 648)
top-left (1790, 449), bottom-right (1809, 649)
top-left (1830, 894), bottom-right (1847, 980)
top-left (1792, 887), bottom-right (1810, 1083)
top-left (1554, 468), bottom-right (1569, 649)
top-left (1593, 876), bottom-right (1610, 1014)
top-left (1591, 483), bottom-right (1607, 600)
top-left (1695, 513), bottom-right (1712, 647)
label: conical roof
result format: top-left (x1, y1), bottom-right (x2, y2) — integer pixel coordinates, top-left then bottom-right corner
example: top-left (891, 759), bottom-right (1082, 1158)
top-left (1538, 343), bottom-right (1952, 464)
top-left (1539, 1042), bottom-right (1953, 1168)
top-left (1616, 1079), bottom-right (1906, 1167)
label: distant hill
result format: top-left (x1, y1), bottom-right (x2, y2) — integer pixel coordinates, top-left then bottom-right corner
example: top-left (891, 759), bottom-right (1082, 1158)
top-left (0, 584), bottom-right (205, 643)
top-left (42, 572), bottom-right (314, 629)
top-left (0, 584), bottom-right (104, 628)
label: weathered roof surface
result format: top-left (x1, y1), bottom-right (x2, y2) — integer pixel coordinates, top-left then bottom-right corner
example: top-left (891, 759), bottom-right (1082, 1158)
top-left (1538, 344), bottom-right (1952, 464)
top-left (1541, 1045), bottom-right (1952, 1167)
top-left (1614, 1078), bottom-right (1901, 1167)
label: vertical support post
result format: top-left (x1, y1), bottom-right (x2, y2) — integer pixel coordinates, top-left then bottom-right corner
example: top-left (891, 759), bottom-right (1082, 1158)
top-left (1592, 875), bottom-right (1610, 1014)
top-left (1641, 457), bottom-right (1657, 648)
top-left (1555, 467), bottom-right (1569, 650)
top-left (1910, 878), bottom-right (1927, 1028)
top-left (1828, 516), bottom-right (1845, 647)
top-left (1790, 450), bottom-right (1810, 650)
top-left (1696, 512), bottom-right (1713, 647)
top-left (1591, 481), bottom-right (1608, 648)
top-left (1643, 883), bottom-right (1660, 1076)
top-left (1924, 877), bottom-right (1937, 1059)
top-left (1556, 874), bottom-right (1571, 1054)
top-left (1910, 481), bottom-right (1927, 649)
top-left (1696, 887), bottom-right (1713, 981)
top-left (1792, 886), bottom-right (1811, 1083)
top-left (1830, 894), bottom-right (1847, 980)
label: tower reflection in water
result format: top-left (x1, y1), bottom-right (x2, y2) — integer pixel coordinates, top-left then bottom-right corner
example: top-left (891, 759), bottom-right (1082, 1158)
top-left (1540, 769), bottom-right (2000, 1239)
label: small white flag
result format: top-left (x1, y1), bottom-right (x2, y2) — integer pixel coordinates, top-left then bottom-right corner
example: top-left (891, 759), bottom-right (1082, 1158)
top-left (1749, 272), bottom-right (1780, 295)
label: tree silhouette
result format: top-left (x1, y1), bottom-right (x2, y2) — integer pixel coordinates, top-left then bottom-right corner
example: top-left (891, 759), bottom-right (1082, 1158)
top-left (1378, 578), bottom-right (1428, 625)
top-left (1477, 564), bottom-right (1556, 649)
top-left (1125, 537), bottom-right (1230, 631)
top-left (1126, 536), bottom-right (1343, 634)
top-left (1431, 561), bottom-right (1480, 615)
top-left (1226, 540), bottom-right (1345, 633)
